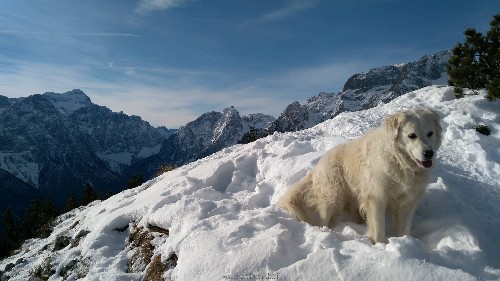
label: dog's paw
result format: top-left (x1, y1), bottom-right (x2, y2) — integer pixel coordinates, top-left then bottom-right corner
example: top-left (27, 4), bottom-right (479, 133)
top-left (368, 235), bottom-right (388, 244)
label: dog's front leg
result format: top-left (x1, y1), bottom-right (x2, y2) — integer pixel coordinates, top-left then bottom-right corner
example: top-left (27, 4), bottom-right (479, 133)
top-left (366, 197), bottom-right (388, 243)
top-left (393, 200), bottom-right (419, 237)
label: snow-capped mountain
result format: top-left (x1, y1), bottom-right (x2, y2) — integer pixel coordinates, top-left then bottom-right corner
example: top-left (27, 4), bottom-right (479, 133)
top-left (1, 86), bottom-right (498, 280)
top-left (269, 50), bottom-right (450, 132)
top-left (0, 51), bottom-right (450, 219)
top-left (128, 51), bottom-right (451, 179)
top-left (126, 107), bottom-right (276, 178)
top-left (0, 90), bottom-right (165, 210)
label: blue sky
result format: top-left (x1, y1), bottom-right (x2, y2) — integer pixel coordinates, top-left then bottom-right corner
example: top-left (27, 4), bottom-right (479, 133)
top-left (0, 0), bottom-right (497, 128)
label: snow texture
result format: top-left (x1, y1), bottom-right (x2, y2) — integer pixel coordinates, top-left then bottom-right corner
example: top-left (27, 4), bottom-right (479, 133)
top-left (1, 86), bottom-right (499, 281)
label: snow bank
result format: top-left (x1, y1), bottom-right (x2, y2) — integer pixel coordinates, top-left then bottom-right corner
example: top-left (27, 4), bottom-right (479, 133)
top-left (1, 86), bottom-right (499, 281)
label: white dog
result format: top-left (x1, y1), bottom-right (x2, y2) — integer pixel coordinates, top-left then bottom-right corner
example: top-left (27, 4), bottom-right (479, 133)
top-left (278, 108), bottom-right (442, 243)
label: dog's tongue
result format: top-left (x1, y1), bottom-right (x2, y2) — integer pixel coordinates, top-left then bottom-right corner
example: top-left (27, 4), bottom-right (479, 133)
top-left (421, 160), bottom-right (432, 168)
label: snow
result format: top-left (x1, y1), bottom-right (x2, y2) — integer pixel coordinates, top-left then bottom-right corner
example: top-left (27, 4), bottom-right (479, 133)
top-left (96, 145), bottom-right (162, 173)
top-left (1, 86), bottom-right (499, 280)
top-left (242, 113), bottom-right (276, 130)
top-left (96, 152), bottom-right (134, 173)
top-left (0, 151), bottom-right (40, 187)
top-left (43, 90), bottom-right (92, 114)
top-left (137, 144), bottom-right (162, 159)
top-left (211, 107), bottom-right (241, 144)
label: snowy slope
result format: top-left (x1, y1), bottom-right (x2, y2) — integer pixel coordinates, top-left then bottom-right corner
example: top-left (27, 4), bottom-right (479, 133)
top-left (1, 86), bottom-right (499, 281)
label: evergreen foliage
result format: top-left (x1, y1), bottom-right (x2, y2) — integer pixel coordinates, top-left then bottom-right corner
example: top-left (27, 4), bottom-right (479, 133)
top-left (23, 197), bottom-right (60, 238)
top-left (238, 127), bottom-right (269, 144)
top-left (81, 183), bottom-right (104, 206)
top-left (2, 208), bottom-right (23, 254)
top-left (155, 165), bottom-right (176, 177)
top-left (0, 182), bottom-right (115, 258)
top-left (0, 198), bottom-right (61, 258)
top-left (64, 193), bottom-right (78, 213)
top-left (447, 14), bottom-right (500, 100)
top-left (127, 173), bottom-right (145, 189)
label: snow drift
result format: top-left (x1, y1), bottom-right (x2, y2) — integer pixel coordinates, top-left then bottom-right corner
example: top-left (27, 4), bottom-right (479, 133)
top-left (1, 86), bottom-right (499, 281)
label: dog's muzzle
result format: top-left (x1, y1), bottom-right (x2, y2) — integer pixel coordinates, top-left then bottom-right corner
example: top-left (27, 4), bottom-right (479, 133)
top-left (416, 150), bottom-right (434, 168)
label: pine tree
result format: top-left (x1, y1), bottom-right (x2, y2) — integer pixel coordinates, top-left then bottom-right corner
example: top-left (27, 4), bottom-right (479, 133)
top-left (448, 14), bottom-right (500, 100)
top-left (81, 183), bottom-right (102, 206)
top-left (127, 173), bottom-right (144, 189)
top-left (42, 197), bottom-right (59, 219)
top-left (23, 197), bottom-right (43, 237)
top-left (23, 197), bottom-right (60, 238)
top-left (64, 193), bottom-right (79, 212)
top-left (2, 207), bottom-right (23, 254)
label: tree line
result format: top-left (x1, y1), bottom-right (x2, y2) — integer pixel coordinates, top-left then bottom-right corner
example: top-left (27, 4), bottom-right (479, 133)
top-left (0, 165), bottom-right (173, 259)
top-left (0, 183), bottom-right (108, 259)
top-left (448, 14), bottom-right (499, 100)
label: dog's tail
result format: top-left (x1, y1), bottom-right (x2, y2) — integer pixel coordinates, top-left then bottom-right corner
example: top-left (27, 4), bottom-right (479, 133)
top-left (277, 172), bottom-right (313, 223)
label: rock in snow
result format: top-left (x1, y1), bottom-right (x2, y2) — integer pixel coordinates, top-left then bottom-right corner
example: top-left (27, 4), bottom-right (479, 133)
top-left (1, 86), bottom-right (499, 281)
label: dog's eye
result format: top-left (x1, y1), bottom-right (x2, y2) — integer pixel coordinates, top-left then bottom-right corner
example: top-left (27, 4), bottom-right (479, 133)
top-left (427, 131), bottom-right (433, 137)
top-left (408, 133), bottom-right (417, 139)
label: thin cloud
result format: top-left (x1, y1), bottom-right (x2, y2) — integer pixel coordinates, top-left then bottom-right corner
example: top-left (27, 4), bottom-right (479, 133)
top-left (0, 60), bottom-right (287, 128)
top-left (261, 0), bottom-right (321, 21)
top-left (0, 31), bottom-right (142, 37)
top-left (0, 58), bottom-right (373, 128)
top-left (276, 61), bottom-right (366, 92)
top-left (135, 0), bottom-right (190, 15)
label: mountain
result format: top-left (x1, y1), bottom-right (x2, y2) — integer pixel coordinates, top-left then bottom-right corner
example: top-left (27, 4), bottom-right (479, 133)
top-left (126, 107), bottom-right (275, 178)
top-left (0, 50), bottom-right (450, 226)
top-left (155, 126), bottom-right (177, 139)
top-left (127, 50), bottom-right (451, 179)
top-left (126, 50), bottom-right (451, 176)
top-left (269, 50), bottom-right (451, 132)
top-left (0, 90), bottom-right (165, 210)
top-left (1, 86), bottom-right (498, 280)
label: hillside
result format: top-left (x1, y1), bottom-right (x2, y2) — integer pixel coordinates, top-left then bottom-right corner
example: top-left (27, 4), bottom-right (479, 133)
top-left (1, 86), bottom-right (498, 280)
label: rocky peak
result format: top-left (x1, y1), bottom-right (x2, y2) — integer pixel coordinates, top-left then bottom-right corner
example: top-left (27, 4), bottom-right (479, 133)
top-left (342, 65), bottom-right (403, 92)
top-left (0, 95), bottom-right (11, 108)
top-left (270, 50), bottom-right (451, 133)
top-left (43, 89), bottom-right (93, 114)
top-left (0, 89), bottom-right (165, 210)
top-left (342, 50), bottom-right (450, 93)
top-left (242, 113), bottom-right (276, 130)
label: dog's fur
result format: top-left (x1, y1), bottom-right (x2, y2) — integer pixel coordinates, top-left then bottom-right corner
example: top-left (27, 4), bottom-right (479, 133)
top-left (278, 108), bottom-right (442, 243)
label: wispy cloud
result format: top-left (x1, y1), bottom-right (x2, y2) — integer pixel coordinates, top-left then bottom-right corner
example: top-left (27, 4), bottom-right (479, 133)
top-left (135, 0), bottom-right (191, 15)
top-left (0, 60), bottom-right (289, 128)
top-left (272, 61), bottom-right (367, 92)
top-left (0, 31), bottom-right (142, 37)
top-left (0, 56), bottom-right (374, 128)
top-left (261, 0), bottom-right (321, 21)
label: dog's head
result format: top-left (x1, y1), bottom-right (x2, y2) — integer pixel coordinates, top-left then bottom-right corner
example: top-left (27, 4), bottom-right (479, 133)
top-left (384, 108), bottom-right (442, 169)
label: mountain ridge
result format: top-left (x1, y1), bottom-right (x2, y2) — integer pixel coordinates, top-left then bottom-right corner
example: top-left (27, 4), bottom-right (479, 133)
top-left (0, 50), bottom-right (451, 220)
top-left (0, 90), bottom-right (165, 212)
top-left (268, 50), bottom-right (451, 133)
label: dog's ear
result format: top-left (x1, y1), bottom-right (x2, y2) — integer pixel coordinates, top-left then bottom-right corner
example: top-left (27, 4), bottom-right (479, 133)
top-left (384, 111), bottom-right (405, 144)
top-left (424, 108), bottom-right (443, 149)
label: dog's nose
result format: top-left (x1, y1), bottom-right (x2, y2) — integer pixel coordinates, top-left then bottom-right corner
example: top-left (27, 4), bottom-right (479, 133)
top-left (424, 150), bottom-right (434, 160)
